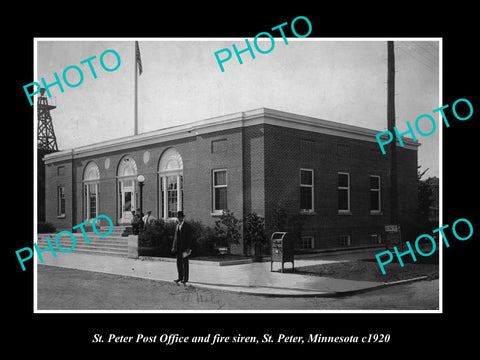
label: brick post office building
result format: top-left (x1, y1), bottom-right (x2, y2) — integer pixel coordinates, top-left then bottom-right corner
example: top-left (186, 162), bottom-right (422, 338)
top-left (43, 108), bottom-right (419, 254)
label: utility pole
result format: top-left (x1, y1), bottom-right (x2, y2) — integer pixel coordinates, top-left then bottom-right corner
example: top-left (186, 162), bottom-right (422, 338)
top-left (387, 41), bottom-right (398, 225)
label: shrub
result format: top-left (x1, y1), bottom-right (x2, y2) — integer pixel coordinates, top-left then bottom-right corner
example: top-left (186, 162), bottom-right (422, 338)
top-left (189, 219), bottom-right (205, 243)
top-left (139, 220), bottom-right (162, 247)
top-left (244, 212), bottom-right (268, 256)
top-left (214, 209), bottom-right (242, 247)
top-left (193, 224), bottom-right (218, 257)
top-left (269, 204), bottom-right (307, 245)
top-left (139, 219), bottom-right (220, 257)
top-left (139, 219), bottom-right (176, 256)
top-left (38, 221), bottom-right (56, 233)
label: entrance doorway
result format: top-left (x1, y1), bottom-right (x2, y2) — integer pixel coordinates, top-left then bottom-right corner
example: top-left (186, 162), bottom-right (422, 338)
top-left (119, 178), bottom-right (136, 224)
top-left (117, 155), bottom-right (138, 224)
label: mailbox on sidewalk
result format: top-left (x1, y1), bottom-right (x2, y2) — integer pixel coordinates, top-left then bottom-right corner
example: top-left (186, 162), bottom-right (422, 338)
top-left (270, 232), bottom-right (295, 273)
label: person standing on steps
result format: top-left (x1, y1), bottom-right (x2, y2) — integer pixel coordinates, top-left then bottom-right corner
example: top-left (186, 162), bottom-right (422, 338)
top-left (131, 209), bottom-right (142, 235)
top-left (171, 211), bottom-right (193, 286)
top-left (142, 209), bottom-right (156, 228)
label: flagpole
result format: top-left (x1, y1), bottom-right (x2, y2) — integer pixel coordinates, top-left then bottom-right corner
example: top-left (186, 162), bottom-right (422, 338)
top-left (134, 41), bottom-right (138, 136)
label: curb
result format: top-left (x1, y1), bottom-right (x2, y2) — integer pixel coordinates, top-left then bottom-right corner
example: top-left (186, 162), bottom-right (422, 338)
top-left (183, 275), bottom-right (431, 298)
top-left (138, 256), bottom-right (253, 266)
top-left (322, 276), bottom-right (430, 298)
top-left (183, 281), bottom-right (333, 298)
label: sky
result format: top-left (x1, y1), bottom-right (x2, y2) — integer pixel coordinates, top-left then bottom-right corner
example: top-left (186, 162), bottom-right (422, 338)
top-left (36, 38), bottom-right (440, 178)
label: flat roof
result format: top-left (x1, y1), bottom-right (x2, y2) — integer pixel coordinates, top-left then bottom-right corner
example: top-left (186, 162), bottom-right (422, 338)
top-left (43, 107), bottom-right (419, 163)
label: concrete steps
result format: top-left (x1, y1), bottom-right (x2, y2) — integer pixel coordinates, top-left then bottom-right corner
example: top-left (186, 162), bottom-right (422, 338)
top-left (37, 227), bottom-right (130, 257)
top-left (97, 225), bottom-right (132, 237)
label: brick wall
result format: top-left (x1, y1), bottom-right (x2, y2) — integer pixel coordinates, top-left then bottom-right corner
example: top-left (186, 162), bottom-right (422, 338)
top-left (45, 159), bottom-right (75, 231)
top-left (242, 124), bottom-right (265, 216)
top-left (44, 127), bottom-right (248, 253)
top-left (44, 116), bottom-right (418, 254)
top-left (263, 123), bottom-right (418, 249)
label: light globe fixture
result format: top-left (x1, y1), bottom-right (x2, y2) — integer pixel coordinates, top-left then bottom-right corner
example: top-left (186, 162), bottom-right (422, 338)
top-left (137, 174), bottom-right (145, 218)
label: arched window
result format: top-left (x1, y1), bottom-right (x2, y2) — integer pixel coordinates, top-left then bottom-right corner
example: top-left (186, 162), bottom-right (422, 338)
top-left (118, 155), bottom-right (138, 177)
top-left (158, 148), bottom-right (184, 220)
top-left (117, 155), bottom-right (138, 224)
top-left (83, 161), bottom-right (100, 221)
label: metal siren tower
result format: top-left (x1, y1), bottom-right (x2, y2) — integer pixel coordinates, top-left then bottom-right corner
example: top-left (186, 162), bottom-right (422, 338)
top-left (37, 88), bottom-right (58, 151)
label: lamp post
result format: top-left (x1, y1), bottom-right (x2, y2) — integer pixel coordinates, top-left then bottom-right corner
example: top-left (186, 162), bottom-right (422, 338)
top-left (137, 174), bottom-right (145, 217)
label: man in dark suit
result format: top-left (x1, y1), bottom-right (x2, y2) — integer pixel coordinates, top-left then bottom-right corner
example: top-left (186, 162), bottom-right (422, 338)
top-left (171, 211), bottom-right (193, 285)
top-left (130, 209), bottom-right (142, 235)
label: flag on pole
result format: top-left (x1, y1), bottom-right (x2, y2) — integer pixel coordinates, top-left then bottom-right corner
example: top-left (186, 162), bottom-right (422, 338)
top-left (134, 41), bottom-right (142, 135)
top-left (135, 41), bottom-right (143, 75)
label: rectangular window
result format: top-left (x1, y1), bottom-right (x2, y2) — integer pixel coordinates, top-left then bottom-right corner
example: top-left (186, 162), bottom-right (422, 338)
top-left (57, 166), bottom-right (65, 176)
top-left (83, 184), bottom-right (87, 220)
top-left (179, 175), bottom-right (184, 213)
top-left (124, 191), bottom-right (132, 212)
top-left (118, 181), bottom-right (122, 220)
top-left (89, 184), bottom-right (97, 219)
top-left (370, 175), bottom-right (381, 213)
top-left (338, 172), bottom-right (350, 212)
top-left (84, 183), bottom-right (98, 220)
top-left (338, 235), bottom-right (351, 247)
top-left (166, 176), bottom-right (178, 219)
top-left (299, 236), bottom-right (315, 249)
top-left (300, 169), bottom-right (314, 212)
top-left (160, 177), bottom-right (164, 219)
top-left (57, 186), bottom-right (65, 217)
top-left (159, 174), bottom-right (183, 220)
top-left (213, 170), bottom-right (227, 213)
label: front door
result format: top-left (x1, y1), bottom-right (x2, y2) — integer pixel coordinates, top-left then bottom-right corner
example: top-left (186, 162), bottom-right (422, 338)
top-left (119, 179), bottom-right (136, 224)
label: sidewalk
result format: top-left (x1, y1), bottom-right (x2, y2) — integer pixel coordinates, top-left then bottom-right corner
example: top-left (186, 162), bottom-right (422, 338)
top-left (36, 250), bottom-right (400, 297)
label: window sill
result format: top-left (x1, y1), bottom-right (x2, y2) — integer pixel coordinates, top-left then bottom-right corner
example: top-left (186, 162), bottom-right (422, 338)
top-left (299, 210), bottom-right (316, 215)
top-left (370, 211), bottom-right (383, 215)
top-left (338, 211), bottom-right (352, 215)
top-left (57, 215), bottom-right (66, 219)
top-left (211, 212), bottom-right (224, 217)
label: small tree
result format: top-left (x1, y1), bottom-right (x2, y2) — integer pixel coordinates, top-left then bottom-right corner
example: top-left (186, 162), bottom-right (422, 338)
top-left (214, 209), bottom-right (242, 247)
top-left (417, 166), bottom-right (433, 220)
top-left (189, 219), bottom-right (217, 256)
top-left (269, 203), bottom-right (307, 249)
top-left (244, 212), bottom-right (268, 258)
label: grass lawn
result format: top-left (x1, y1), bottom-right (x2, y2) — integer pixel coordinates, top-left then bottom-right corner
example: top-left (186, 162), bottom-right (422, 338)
top-left (286, 259), bottom-right (439, 283)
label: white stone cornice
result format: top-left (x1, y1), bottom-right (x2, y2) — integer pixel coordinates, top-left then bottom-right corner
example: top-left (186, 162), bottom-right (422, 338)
top-left (44, 108), bottom-right (419, 164)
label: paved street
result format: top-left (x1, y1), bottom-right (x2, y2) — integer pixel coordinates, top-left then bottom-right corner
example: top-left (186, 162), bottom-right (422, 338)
top-left (37, 265), bottom-right (439, 311)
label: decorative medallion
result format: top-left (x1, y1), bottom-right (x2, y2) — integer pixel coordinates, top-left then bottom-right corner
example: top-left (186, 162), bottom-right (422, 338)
top-left (104, 158), bottom-right (110, 170)
top-left (143, 151), bottom-right (150, 164)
